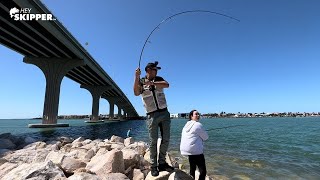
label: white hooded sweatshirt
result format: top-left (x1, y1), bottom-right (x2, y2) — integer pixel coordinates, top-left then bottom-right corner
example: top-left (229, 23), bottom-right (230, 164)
top-left (180, 120), bottom-right (208, 155)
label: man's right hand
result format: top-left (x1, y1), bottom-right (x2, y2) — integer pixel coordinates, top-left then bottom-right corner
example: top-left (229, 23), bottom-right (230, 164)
top-left (134, 68), bottom-right (142, 96)
top-left (135, 68), bottom-right (141, 78)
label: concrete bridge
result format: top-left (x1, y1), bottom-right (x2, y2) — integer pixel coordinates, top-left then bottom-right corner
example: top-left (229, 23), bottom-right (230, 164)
top-left (0, 0), bottom-right (139, 126)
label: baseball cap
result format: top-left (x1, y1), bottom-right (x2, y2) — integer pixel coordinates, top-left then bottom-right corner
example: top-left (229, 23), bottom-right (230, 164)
top-left (145, 61), bottom-right (161, 71)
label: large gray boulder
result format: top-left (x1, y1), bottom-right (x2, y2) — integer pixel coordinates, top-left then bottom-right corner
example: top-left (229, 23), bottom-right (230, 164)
top-left (66, 148), bottom-right (88, 160)
top-left (23, 141), bottom-right (47, 150)
top-left (122, 148), bottom-right (140, 169)
top-left (110, 135), bottom-right (124, 143)
top-left (61, 156), bottom-right (87, 174)
top-left (81, 142), bottom-right (97, 151)
top-left (45, 151), bottom-right (66, 165)
top-left (110, 142), bottom-right (125, 150)
top-left (1, 160), bottom-right (66, 180)
top-left (124, 137), bottom-right (135, 147)
top-left (103, 173), bottom-right (129, 180)
top-left (4, 148), bottom-right (49, 164)
top-left (82, 139), bottom-right (92, 145)
top-left (86, 149), bottom-right (125, 175)
top-left (0, 162), bottom-right (19, 179)
top-left (124, 141), bottom-right (148, 156)
top-left (68, 172), bottom-right (100, 180)
top-left (71, 142), bottom-right (83, 148)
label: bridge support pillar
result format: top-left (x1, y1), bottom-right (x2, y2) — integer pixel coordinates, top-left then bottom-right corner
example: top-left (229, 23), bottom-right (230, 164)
top-left (109, 102), bottom-right (115, 119)
top-left (24, 57), bottom-right (83, 127)
top-left (118, 107), bottom-right (122, 120)
top-left (122, 111), bottom-right (126, 120)
top-left (81, 85), bottom-right (111, 122)
top-left (102, 96), bottom-right (136, 120)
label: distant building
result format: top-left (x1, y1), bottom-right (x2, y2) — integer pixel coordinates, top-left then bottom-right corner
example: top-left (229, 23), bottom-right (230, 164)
top-left (178, 113), bottom-right (189, 119)
top-left (170, 113), bottom-right (178, 118)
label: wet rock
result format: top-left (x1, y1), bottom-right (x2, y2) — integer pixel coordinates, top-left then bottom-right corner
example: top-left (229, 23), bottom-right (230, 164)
top-left (24, 137), bottom-right (37, 144)
top-left (0, 133), bottom-right (11, 139)
top-left (0, 149), bottom-right (12, 157)
top-left (0, 138), bottom-right (16, 149)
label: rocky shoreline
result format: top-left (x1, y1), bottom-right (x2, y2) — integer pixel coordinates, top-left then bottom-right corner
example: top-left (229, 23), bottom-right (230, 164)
top-left (0, 133), bottom-right (218, 180)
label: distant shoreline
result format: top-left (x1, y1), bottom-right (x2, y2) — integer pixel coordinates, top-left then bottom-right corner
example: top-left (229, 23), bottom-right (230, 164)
top-left (171, 112), bottom-right (320, 119)
top-left (1, 116), bottom-right (319, 120)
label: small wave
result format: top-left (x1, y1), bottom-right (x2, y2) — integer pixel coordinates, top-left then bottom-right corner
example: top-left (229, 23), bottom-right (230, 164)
top-left (233, 158), bottom-right (266, 169)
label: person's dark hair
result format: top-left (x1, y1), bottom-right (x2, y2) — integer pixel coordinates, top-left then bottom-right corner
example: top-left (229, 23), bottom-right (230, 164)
top-left (145, 61), bottom-right (161, 72)
top-left (189, 109), bottom-right (197, 120)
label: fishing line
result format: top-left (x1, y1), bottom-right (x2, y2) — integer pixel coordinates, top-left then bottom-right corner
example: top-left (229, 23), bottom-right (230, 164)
top-left (138, 10), bottom-right (240, 68)
top-left (206, 124), bottom-right (245, 131)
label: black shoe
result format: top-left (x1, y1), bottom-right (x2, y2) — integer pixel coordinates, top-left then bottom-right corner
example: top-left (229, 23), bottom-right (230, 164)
top-left (158, 163), bottom-right (174, 172)
top-left (151, 167), bottom-right (159, 176)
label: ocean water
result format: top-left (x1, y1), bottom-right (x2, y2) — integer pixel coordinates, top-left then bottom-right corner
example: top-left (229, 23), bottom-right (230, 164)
top-left (0, 117), bottom-right (319, 179)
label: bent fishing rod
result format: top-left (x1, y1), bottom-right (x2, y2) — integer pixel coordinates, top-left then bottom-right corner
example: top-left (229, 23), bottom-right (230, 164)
top-left (138, 10), bottom-right (240, 68)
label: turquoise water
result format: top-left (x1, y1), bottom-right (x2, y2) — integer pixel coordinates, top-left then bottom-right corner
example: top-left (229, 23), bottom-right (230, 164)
top-left (1, 117), bottom-right (320, 179)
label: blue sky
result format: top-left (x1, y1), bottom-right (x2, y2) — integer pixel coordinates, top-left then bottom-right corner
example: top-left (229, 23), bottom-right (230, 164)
top-left (1, 0), bottom-right (320, 119)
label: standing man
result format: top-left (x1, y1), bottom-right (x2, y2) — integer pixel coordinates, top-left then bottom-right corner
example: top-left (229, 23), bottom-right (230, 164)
top-left (134, 61), bottom-right (174, 176)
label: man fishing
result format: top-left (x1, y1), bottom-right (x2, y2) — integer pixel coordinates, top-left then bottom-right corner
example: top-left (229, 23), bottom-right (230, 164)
top-left (133, 61), bottom-right (174, 176)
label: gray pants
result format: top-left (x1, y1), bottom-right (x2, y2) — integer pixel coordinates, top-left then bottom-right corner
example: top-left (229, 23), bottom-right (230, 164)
top-left (146, 110), bottom-right (171, 167)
